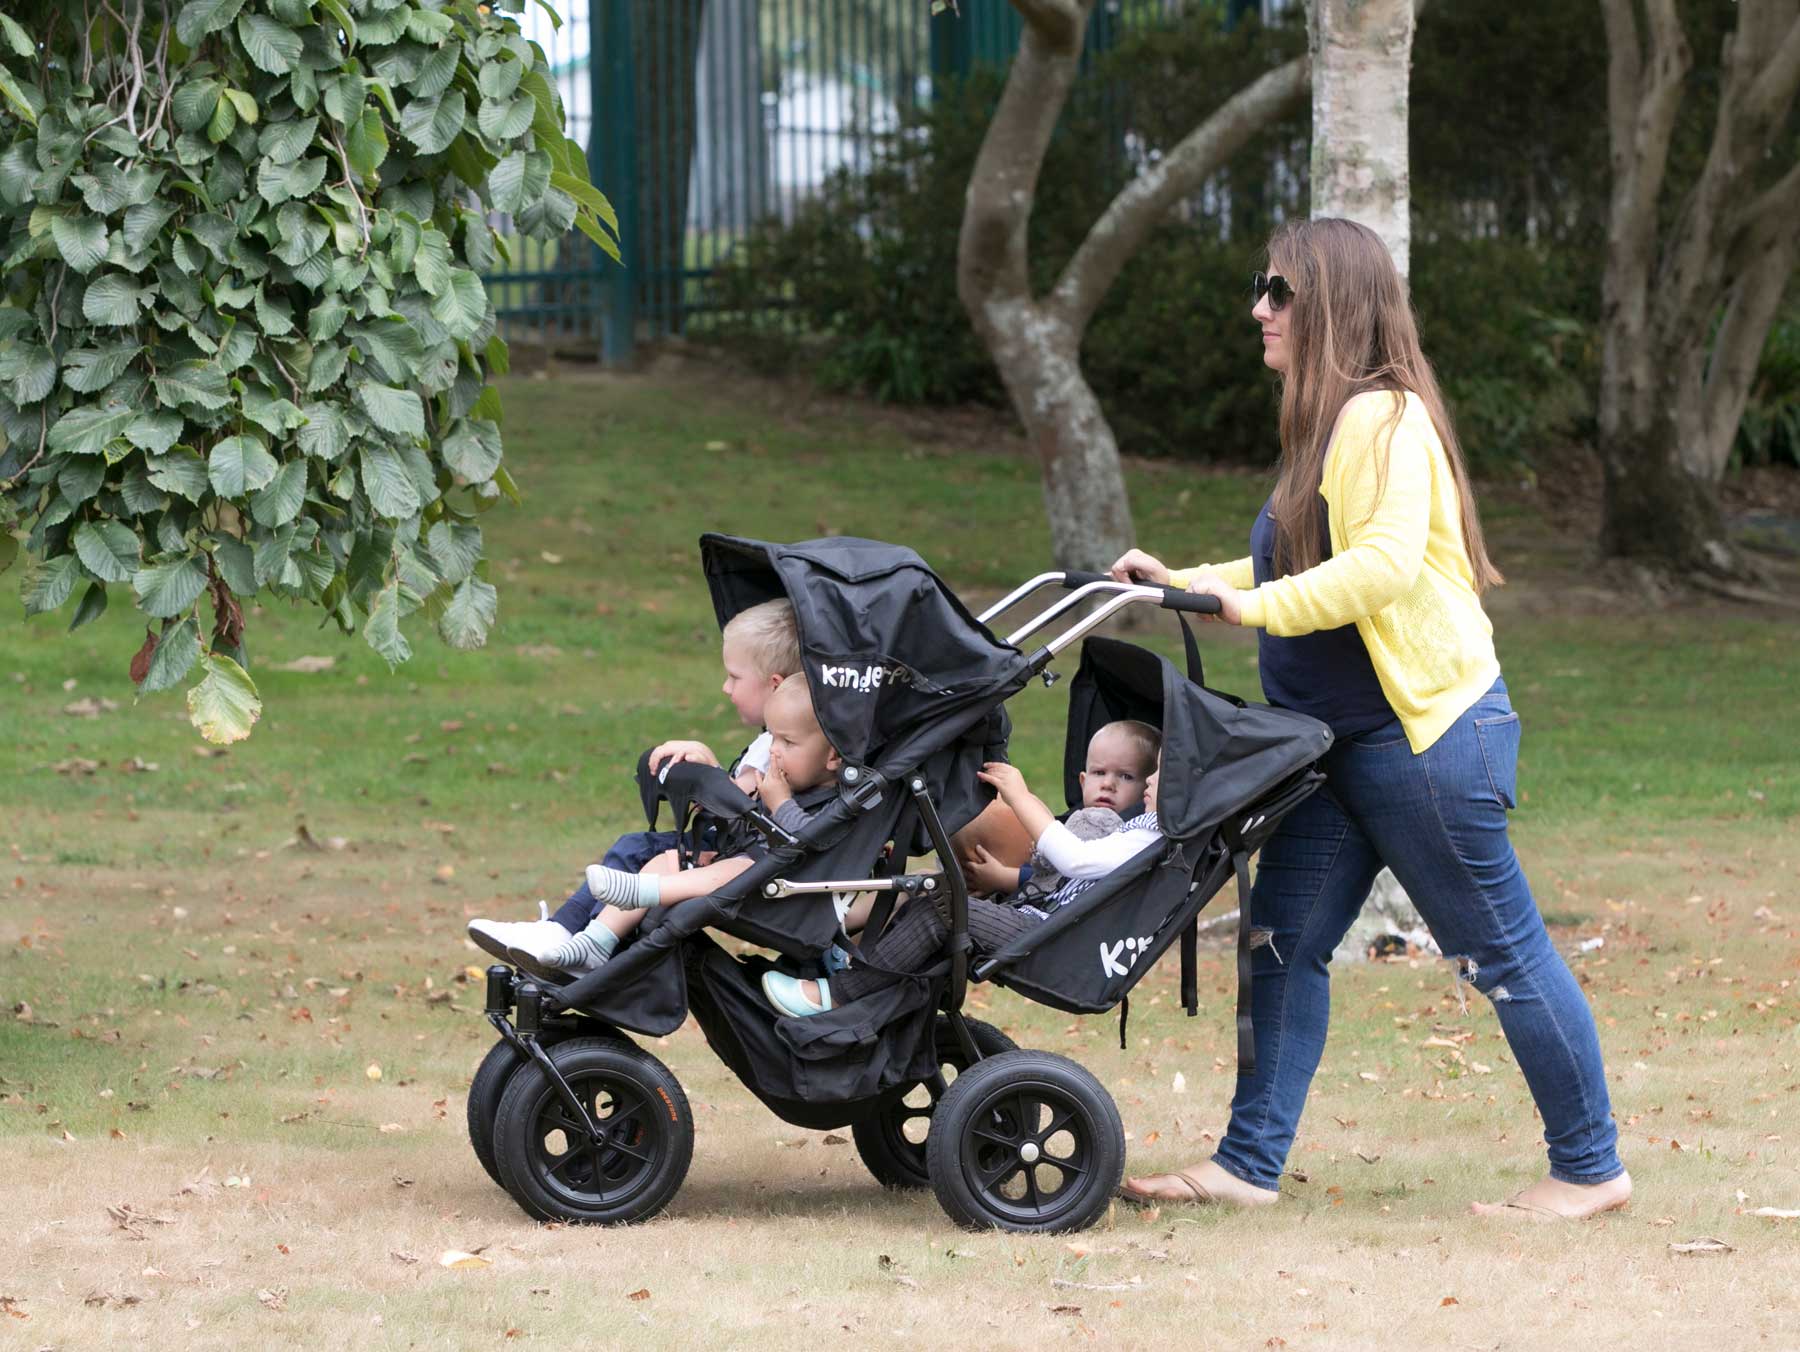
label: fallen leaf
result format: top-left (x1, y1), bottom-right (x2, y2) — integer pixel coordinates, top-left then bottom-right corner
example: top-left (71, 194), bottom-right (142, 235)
top-left (1669, 1237), bottom-right (1735, 1255)
top-left (1441, 1296), bottom-right (1459, 1306)
top-left (822, 1133), bottom-right (849, 1145)
top-left (271, 656), bottom-right (335, 673)
top-left (438, 1250), bottom-right (492, 1270)
top-left (366, 1063), bottom-right (382, 1081)
top-left (378, 1122), bottom-right (404, 1134)
top-left (256, 1286), bottom-right (287, 1311)
top-left (392, 1175), bottom-right (415, 1188)
top-left (1358, 1071), bottom-right (1380, 1082)
top-left (1750, 1207), bottom-right (1800, 1219)
top-left (1049, 1304), bottom-right (1083, 1316)
top-left (390, 1250), bottom-right (420, 1265)
top-left (1171, 1072), bottom-right (1187, 1094)
top-left (626, 1288), bottom-right (651, 1301)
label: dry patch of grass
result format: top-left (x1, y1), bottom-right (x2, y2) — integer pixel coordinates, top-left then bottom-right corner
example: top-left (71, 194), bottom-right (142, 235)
top-left (3, 809), bottom-right (1798, 1350)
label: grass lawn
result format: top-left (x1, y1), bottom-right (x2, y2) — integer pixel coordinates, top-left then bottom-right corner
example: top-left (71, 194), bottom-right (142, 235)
top-left (2, 360), bottom-right (1797, 1349)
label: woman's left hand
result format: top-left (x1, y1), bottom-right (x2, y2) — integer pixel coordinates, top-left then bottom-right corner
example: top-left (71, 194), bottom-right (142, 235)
top-left (1184, 569), bottom-right (1243, 626)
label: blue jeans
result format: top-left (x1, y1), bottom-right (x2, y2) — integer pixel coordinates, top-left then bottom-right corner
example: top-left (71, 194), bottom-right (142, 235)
top-left (1213, 679), bottom-right (1625, 1190)
top-left (549, 829), bottom-right (680, 931)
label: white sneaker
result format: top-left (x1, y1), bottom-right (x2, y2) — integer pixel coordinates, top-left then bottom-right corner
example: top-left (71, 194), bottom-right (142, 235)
top-left (467, 903), bottom-right (568, 965)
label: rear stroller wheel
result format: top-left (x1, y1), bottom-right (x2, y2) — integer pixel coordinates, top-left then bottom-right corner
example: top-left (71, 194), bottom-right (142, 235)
top-left (467, 1039), bottom-right (528, 1188)
top-left (926, 1049), bottom-right (1124, 1234)
top-left (493, 1037), bottom-right (694, 1225)
top-left (851, 1016), bottom-right (1016, 1190)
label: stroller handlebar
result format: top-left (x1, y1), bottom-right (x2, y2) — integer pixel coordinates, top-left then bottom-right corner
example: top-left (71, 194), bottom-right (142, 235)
top-left (1060, 570), bottom-right (1222, 616)
top-left (980, 571), bottom-right (1221, 663)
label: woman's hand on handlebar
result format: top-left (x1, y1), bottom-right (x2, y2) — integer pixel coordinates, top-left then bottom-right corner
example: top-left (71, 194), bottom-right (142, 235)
top-left (1107, 548), bottom-right (1169, 587)
top-left (1183, 568), bottom-right (1243, 625)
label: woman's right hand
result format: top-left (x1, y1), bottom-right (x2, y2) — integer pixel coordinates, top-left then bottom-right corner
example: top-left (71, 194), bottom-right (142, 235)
top-left (1108, 549), bottom-right (1169, 587)
top-left (650, 739), bottom-right (720, 773)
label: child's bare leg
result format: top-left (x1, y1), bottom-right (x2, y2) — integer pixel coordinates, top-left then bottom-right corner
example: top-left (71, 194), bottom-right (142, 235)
top-left (584, 850), bottom-right (755, 911)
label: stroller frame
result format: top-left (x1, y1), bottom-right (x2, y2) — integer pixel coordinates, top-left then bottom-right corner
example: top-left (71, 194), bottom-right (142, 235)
top-left (469, 547), bottom-right (1329, 1234)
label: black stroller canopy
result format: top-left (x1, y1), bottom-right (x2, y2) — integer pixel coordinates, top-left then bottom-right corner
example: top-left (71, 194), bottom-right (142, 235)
top-left (1061, 637), bottom-right (1334, 841)
top-left (700, 533), bottom-right (1035, 773)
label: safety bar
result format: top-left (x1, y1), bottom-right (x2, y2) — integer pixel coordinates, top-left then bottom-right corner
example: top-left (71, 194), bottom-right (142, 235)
top-left (761, 874), bottom-right (941, 900)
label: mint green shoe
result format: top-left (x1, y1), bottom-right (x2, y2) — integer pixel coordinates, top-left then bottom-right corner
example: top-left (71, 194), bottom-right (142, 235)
top-left (761, 970), bottom-right (831, 1017)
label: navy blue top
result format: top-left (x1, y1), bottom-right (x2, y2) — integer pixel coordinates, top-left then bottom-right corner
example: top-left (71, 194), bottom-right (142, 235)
top-left (1250, 496), bottom-right (1396, 738)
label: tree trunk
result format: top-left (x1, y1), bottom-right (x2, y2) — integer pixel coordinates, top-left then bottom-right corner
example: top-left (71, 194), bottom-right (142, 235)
top-left (635, 0), bottom-right (707, 332)
top-left (1596, 0), bottom-right (1800, 578)
top-left (957, 0), bottom-right (1309, 569)
top-left (1309, 0), bottom-right (1415, 277)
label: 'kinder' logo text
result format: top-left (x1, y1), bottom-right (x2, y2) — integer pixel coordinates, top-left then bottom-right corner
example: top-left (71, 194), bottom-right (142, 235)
top-left (818, 662), bottom-right (916, 694)
top-left (1099, 933), bottom-right (1158, 979)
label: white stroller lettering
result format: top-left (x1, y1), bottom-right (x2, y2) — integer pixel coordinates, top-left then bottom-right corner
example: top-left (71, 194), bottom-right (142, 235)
top-left (820, 662), bottom-right (916, 694)
top-left (1099, 933), bottom-right (1158, 979)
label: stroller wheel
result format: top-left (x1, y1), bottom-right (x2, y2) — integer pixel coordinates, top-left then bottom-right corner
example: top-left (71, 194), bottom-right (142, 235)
top-left (467, 1039), bottom-right (529, 1188)
top-left (493, 1037), bottom-right (694, 1225)
top-left (851, 1016), bottom-right (1016, 1191)
top-left (927, 1049), bottom-right (1124, 1234)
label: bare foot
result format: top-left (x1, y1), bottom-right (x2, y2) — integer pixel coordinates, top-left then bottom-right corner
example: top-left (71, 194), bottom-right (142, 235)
top-left (1469, 1171), bottom-right (1632, 1221)
top-left (1122, 1160), bottom-right (1279, 1208)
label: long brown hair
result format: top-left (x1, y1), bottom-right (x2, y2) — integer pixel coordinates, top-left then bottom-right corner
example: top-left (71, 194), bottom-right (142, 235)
top-left (1264, 218), bottom-right (1502, 591)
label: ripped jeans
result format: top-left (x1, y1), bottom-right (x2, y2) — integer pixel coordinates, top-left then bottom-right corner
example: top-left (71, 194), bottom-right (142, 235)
top-left (1212, 678), bottom-right (1625, 1191)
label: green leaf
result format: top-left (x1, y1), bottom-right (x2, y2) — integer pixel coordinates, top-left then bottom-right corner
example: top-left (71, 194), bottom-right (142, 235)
top-left (237, 12), bottom-right (304, 74)
top-left (251, 459), bottom-right (307, 527)
top-left (68, 581), bottom-right (108, 632)
top-left (222, 88), bottom-right (260, 125)
top-left (345, 107), bottom-right (389, 177)
top-left (257, 114), bottom-right (319, 164)
top-left (519, 71), bottom-right (571, 173)
top-left (242, 384), bottom-right (306, 435)
top-left (127, 410), bottom-right (185, 455)
top-left (0, 533), bottom-right (17, 576)
top-left (478, 93), bottom-right (535, 142)
top-left (47, 405), bottom-right (138, 457)
top-left (429, 267), bottom-right (487, 340)
top-left (0, 12), bottom-right (34, 59)
top-left (363, 579), bottom-right (413, 667)
top-left (132, 554), bottom-right (208, 618)
top-left (489, 149), bottom-right (550, 215)
top-left (319, 0), bottom-right (357, 50)
top-left (82, 273), bottom-right (153, 325)
top-left (140, 616), bottom-right (201, 692)
top-left (57, 456), bottom-right (105, 506)
top-left (22, 552), bottom-right (82, 614)
top-left (478, 57), bottom-right (524, 102)
top-left (120, 466), bottom-right (170, 515)
top-left (187, 651), bottom-right (262, 745)
top-left (398, 91), bottom-right (466, 155)
top-left (254, 285), bottom-right (296, 336)
top-left (412, 40), bottom-right (461, 99)
top-left (63, 342), bottom-right (143, 394)
top-left (442, 418), bottom-right (502, 482)
top-left (206, 90), bottom-right (238, 143)
top-left (147, 449), bottom-right (211, 501)
top-left (3, 342), bottom-right (57, 404)
top-left (413, 225), bottom-right (451, 295)
top-left (0, 63), bottom-right (38, 127)
top-left (485, 334), bottom-right (511, 376)
top-left (50, 214), bottom-right (109, 273)
top-left (208, 434), bottom-right (279, 497)
top-left (123, 200), bottom-right (177, 252)
top-left (356, 382), bottom-right (425, 438)
top-left (359, 443), bottom-right (422, 518)
top-left (73, 520), bottom-right (142, 583)
top-left (438, 574), bottom-right (497, 650)
top-left (212, 536), bottom-right (256, 595)
top-left (426, 519), bottom-right (482, 584)
top-left (296, 401), bottom-right (349, 460)
top-left (154, 360), bottom-right (233, 411)
top-left (172, 79), bottom-right (221, 133)
top-left (550, 169), bottom-right (621, 234)
top-left (175, 0), bottom-right (248, 47)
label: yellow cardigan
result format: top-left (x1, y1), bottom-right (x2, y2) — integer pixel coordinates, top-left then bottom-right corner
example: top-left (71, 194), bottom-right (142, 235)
top-left (1169, 390), bottom-right (1500, 753)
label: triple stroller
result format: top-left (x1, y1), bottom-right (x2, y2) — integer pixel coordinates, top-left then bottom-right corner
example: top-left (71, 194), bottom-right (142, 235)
top-left (468, 534), bottom-right (1332, 1234)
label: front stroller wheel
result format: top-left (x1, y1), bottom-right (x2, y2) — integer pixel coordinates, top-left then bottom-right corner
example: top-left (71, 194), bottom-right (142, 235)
top-left (493, 1037), bottom-right (694, 1225)
top-left (851, 1016), bottom-right (1016, 1191)
top-left (927, 1049), bottom-right (1124, 1234)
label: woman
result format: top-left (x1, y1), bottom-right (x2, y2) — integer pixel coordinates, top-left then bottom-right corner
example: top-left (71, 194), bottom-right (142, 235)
top-left (1112, 218), bottom-right (1629, 1220)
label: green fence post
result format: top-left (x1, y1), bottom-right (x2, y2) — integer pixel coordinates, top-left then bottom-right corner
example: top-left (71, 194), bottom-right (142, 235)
top-left (596, 0), bottom-right (638, 366)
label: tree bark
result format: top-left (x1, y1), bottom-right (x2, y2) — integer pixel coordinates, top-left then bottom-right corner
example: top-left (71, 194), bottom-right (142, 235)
top-left (1309, 0), bottom-right (1415, 278)
top-left (1597, 0), bottom-right (1800, 577)
top-left (958, 1), bottom-right (1309, 570)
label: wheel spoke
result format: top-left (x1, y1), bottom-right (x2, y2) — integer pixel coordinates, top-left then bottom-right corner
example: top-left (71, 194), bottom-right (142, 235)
top-left (584, 1146), bottom-right (616, 1199)
top-left (1013, 1092), bottom-right (1045, 1138)
top-left (544, 1148), bottom-right (585, 1180)
top-left (1035, 1104), bottom-right (1076, 1146)
top-left (544, 1110), bottom-right (591, 1140)
top-left (1043, 1154), bottom-right (1088, 1180)
top-left (599, 1130), bottom-right (655, 1165)
top-left (975, 1154), bottom-right (1022, 1193)
top-left (970, 1123), bottom-right (1019, 1150)
top-left (1022, 1166), bottom-right (1044, 1214)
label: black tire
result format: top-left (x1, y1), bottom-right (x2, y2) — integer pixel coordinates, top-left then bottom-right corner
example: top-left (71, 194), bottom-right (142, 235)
top-left (493, 1037), bottom-right (694, 1225)
top-left (926, 1049), bottom-right (1124, 1234)
top-left (467, 1039), bottom-right (527, 1188)
top-left (851, 1016), bottom-right (1017, 1191)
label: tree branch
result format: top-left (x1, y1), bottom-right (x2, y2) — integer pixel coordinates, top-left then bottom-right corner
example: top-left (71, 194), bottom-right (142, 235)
top-left (1012, 0), bottom-right (1082, 52)
top-left (957, 6), bottom-right (1094, 318)
top-left (1739, 12), bottom-right (1800, 137)
top-left (1048, 54), bottom-right (1309, 331)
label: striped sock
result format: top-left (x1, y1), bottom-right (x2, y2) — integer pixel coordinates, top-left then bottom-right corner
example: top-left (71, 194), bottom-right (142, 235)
top-left (545, 922), bottom-right (620, 971)
top-left (584, 863), bottom-right (663, 910)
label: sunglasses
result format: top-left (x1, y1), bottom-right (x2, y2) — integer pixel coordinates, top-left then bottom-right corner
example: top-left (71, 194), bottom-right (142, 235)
top-left (1251, 272), bottom-right (1295, 312)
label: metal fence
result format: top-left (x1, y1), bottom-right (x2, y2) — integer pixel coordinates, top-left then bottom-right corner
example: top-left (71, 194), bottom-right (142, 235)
top-left (487, 1), bottom-right (1276, 365)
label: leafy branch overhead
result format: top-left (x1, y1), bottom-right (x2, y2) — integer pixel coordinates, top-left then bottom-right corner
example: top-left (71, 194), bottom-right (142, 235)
top-left (0, 0), bottom-right (619, 743)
